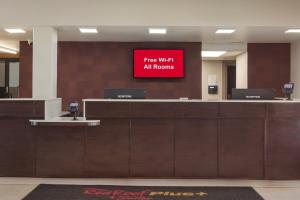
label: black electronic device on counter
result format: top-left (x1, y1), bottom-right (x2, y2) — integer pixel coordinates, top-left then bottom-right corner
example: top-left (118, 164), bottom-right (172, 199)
top-left (232, 88), bottom-right (275, 100)
top-left (208, 85), bottom-right (218, 94)
top-left (68, 102), bottom-right (79, 120)
top-left (283, 83), bottom-right (294, 100)
top-left (104, 88), bottom-right (146, 99)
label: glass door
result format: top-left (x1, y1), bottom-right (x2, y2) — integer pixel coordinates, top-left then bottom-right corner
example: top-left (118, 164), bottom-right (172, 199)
top-left (0, 61), bottom-right (6, 98)
top-left (9, 62), bottom-right (19, 98)
top-left (0, 59), bottom-right (19, 98)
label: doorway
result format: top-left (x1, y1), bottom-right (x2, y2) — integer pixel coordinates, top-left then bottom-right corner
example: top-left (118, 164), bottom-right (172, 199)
top-left (227, 65), bottom-right (236, 99)
top-left (0, 58), bottom-right (20, 98)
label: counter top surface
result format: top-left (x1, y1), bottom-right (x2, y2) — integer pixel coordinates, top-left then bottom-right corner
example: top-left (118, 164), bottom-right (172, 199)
top-left (83, 98), bottom-right (300, 103)
top-left (29, 117), bottom-right (100, 126)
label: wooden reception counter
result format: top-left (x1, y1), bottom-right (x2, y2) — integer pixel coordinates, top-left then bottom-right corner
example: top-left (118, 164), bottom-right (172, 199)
top-left (83, 99), bottom-right (300, 180)
top-left (1, 99), bottom-right (300, 179)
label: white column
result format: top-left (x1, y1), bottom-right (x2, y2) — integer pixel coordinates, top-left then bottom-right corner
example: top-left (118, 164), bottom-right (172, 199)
top-left (291, 40), bottom-right (300, 98)
top-left (236, 52), bottom-right (248, 89)
top-left (32, 27), bottom-right (57, 99)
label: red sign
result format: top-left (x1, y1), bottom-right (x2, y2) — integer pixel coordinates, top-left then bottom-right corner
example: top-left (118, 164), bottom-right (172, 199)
top-left (134, 49), bottom-right (184, 78)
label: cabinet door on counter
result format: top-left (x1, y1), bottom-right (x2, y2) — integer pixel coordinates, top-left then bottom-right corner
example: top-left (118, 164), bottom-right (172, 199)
top-left (85, 119), bottom-right (130, 177)
top-left (266, 118), bottom-right (300, 179)
top-left (174, 119), bottom-right (218, 178)
top-left (130, 119), bottom-right (174, 177)
top-left (36, 127), bottom-right (85, 177)
top-left (218, 103), bottom-right (265, 179)
top-left (219, 119), bottom-right (264, 179)
top-left (265, 103), bottom-right (300, 179)
top-left (0, 117), bottom-right (35, 177)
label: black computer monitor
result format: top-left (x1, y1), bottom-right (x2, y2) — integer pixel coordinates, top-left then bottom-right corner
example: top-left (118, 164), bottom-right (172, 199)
top-left (231, 88), bottom-right (275, 100)
top-left (104, 88), bottom-right (146, 99)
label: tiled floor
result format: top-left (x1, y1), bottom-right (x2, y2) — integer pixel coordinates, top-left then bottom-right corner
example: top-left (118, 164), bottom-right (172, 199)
top-left (0, 178), bottom-right (300, 200)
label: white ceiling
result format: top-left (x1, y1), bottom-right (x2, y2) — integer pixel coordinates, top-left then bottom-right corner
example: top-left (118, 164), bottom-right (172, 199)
top-left (1, 26), bottom-right (300, 60)
top-left (1, 26), bottom-right (300, 43)
top-left (202, 51), bottom-right (244, 61)
top-left (2, 0), bottom-right (300, 27)
top-left (57, 26), bottom-right (300, 43)
top-left (1, 1), bottom-right (300, 61)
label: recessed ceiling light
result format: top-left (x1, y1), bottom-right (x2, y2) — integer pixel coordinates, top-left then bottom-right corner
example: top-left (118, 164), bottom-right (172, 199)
top-left (215, 29), bottom-right (236, 34)
top-left (5, 28), bottom-right (26, 33)
top-left (148, 28), bottom-right (167, 34)
top-left (79, 28), bottom-right (98, 33)
top-left (202, 51), bottom-right (226, 58)
top-left (285, 29), bottom-right (300, 33)
top-left (0, 46), bottom-right (18, 54)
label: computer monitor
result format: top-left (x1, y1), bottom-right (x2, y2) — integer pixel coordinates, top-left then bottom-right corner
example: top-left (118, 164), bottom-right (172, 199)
top-left (231, 88), bottom-right (275, 100)
top-left (104, 88), bottom-right (146, 99)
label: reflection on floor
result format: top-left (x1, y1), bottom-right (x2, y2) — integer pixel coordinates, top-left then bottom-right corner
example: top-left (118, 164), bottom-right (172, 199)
top-left (0, 178), bottom-right (300, 200)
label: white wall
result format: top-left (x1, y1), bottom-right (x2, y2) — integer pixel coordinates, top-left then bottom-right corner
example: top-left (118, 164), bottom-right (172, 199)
top-left (222, 62), bottom-right (227, 99)
top-left (202, 61), bottom-right (224, 100)
top-left (1, 0), bottom-right (300, 27)
top-left (291, 40), bottom-right (300, 98)
top-left (236, 53), bottom-right (248, 88)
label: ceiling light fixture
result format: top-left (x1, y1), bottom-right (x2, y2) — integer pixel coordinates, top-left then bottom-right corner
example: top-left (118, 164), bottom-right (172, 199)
top-left (215, 29), bottom-right (236, 34)
top-left (0, 46), bottom-right (18, 54)
top-left (148, 28), bottom-right (167, 34)
top-left (79, 28), bottom-right (98, 33)
top-left (5, 28), bottom-right (26, 33)
top-left (285, 29), bottom-right (300, 33)
top-left (202, 51), bottom-right (226, 58)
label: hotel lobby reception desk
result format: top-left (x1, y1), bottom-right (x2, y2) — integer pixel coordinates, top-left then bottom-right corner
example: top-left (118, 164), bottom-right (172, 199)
top-left (84, 99), bottom-right (300, 180)
top-left (1, 99), bottom-right (300, 180)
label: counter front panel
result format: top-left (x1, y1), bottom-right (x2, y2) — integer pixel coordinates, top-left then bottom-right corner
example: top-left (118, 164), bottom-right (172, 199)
top-left (84, 100), bottom-right (300, 179)
top-left (0, 100), bottom-right (44, 177)
top-left (1, 99), bottom-right (300, 179)
top-left (85, 101), bottom-right (266, 179)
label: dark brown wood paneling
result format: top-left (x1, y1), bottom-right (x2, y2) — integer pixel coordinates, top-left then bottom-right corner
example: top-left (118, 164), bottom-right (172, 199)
top-left (19, 42), bottom-right (202, 108)
top-left (219, 119), bottom-right (264, 179)
top-left (19, 41), bottom-right (33, 98)
top-left (266, 118), bottom-right (300, 179)
top-left (248, 43), bottom-right (290, 97)
top-left (85, 102), bottom-right (130, 118)
top-left (36, 127), bottom-right (85, 177)
top-left (130, 119), bottom-right (174, 177)
top-left (131, 102), bottom-right (175, 118)
top-left (174, 119), bottom-right (218, 177)
top-left (0, 101), bottom-right (44, 118)
top-left (85, 119), bottom-right (130, 177)
top-left (219, 103), bottom-right (266, 118)
top-left (0, 117), bottom-right (35, 176)
top-left (2, 100), bottom-right (300, 179)
top-left (175, 102), bottom-right (218, 118)
top-left (268, 103), bottom-right (300, 118)
top-left (33, 101), bottom-right (45, 118)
